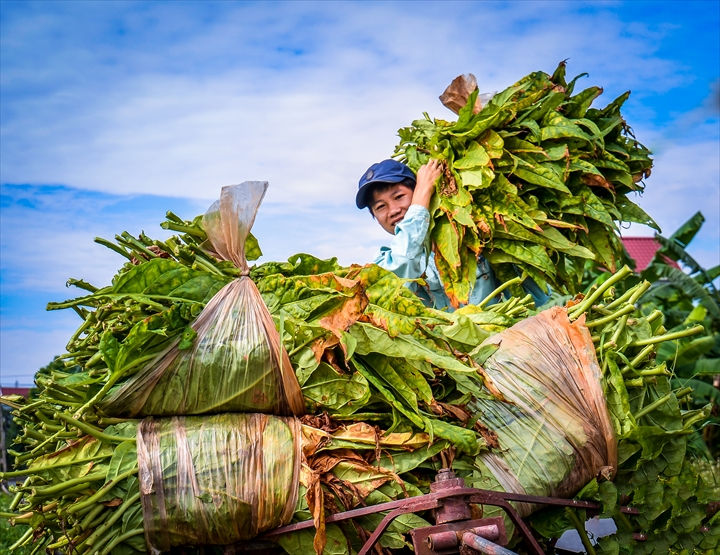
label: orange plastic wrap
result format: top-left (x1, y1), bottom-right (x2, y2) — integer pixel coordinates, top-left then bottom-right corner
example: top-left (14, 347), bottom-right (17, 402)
top-left (137, 413), bottom-right (301, 552)
top-left (469, 307), bottom-right (617, 514)
top-left (103, 183), bottom-right (304, 417)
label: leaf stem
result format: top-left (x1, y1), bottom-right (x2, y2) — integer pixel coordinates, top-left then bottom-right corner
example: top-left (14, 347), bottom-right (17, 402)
top-left (31, 470), bottom-right (105, 497)
top-left (9, 527), bottom-right (33, 550)
top-left (94, 237), bottom-right (133, 260)
top-left (99, 527), bottom-right (145, 555)
top-left (568, 265), bottom-right (633, 318)
top-left (634, 387), bottom-right (692, 420)
top-left (585, 304), bottom-right (636, 328)
top-left (161, 219), bottom-right (205, 238)
top-left (565, 508), bottom-right (596, 555)
top-left (80, 490), bottom-right (142, 551)
top-left (621, 345), bottom-right (655, 375)
top-left (67, 466), bottom-right (137, 515)
top-left (628, 325), bottom-right (704, 347)
top-left (56, 412), bottom-right (135, 443)
top-left (478, 276), bottom-right (524, 309)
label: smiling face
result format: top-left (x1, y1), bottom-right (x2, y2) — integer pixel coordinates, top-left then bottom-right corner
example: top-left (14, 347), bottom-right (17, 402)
top-left (369, 182), bottom-right (415, 235)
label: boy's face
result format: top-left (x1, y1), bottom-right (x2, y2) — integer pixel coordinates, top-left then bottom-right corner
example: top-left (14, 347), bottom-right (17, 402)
top-left (370, 183), bottom-right (414, 235)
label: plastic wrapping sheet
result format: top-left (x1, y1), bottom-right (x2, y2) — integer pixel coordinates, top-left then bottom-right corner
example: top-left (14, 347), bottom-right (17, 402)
top-left (137, 413), bottom-right (301, 552)
top-left (469, 307), bottom-right (616, 515)
top-left (103, 183), bottom-right (304, 417)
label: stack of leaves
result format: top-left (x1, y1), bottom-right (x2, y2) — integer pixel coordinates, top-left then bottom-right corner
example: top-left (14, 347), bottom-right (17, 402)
top-left (393, 61), bottom-right (656, 306)
top-left (522, 268), bottom-right (718, 553)
top-left (0, 413), bottom-right (447, 554)
top-left (2, 213), bottom-right (717, 553)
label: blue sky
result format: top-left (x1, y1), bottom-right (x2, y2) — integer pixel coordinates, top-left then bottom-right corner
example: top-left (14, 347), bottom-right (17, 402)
top-left (1, 0), bottom-right (718, 386)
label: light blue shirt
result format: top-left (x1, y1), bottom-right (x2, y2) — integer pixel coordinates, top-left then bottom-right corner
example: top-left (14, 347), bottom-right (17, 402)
top-left (373, 204), bottom-right (549, 310)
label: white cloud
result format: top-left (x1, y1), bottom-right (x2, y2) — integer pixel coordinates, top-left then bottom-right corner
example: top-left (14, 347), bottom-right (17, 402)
top-left (1, 1), bottom-right (718, 384)
top-left (1, 0), bottom-right (703, 204)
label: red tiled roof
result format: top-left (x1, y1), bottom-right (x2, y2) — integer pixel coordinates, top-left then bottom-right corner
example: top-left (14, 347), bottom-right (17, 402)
top-left (622, 237), bottom-right (680, 272)
top-left (0, 387), bottom-right (31, 398)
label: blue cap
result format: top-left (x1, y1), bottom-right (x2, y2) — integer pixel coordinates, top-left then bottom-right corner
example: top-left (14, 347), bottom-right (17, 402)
top-left (356, 159), bottom-right (416, 209)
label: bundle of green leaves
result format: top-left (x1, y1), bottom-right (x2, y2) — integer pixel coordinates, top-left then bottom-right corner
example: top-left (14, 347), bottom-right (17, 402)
top-left (0, 414), bottom-right (448, 554)
top-left (393, 62), bottom-right (655, 306)
top-left (2, 212), bottom-right (717, 554)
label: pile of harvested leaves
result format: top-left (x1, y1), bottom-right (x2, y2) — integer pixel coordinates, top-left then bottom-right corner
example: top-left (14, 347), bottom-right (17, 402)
top-left (1, 62), bottom-right (717, 553)
top-left (2, 210), bottom-right (716, 554)
top-left (393, 62), bottom-right (656, 306)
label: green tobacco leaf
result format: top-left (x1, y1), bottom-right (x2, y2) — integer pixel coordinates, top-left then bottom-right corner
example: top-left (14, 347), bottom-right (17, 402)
top-left (574, 118), bottom-right (605, 147)
top-left (435, 313), bottom-right (500, 349)
top-left (575, 187), bottom-right (614, 226)
top-left (594, 114), bottom-right (624, 137)
top-left (601, 168), bottom-right (636, 190)
top-left (503, 136), bottom-right (546, 154)
top-left (277, 523), bottom-right (349, 555)
top-left (598, 90), bottom-right (631, 117)
top-left (585, 221), bottom-right (620, 272)
top-left (302, 362), bottom-right (371, 415)
top-left (494, 221), bottom-right (594, 260)
top-left (535, 226), bottom-right (595, 259)
top-left (423, 417), bottom-right (480, 455)
top-left (27, 436), bottom-right (109, 482)
top-left (516, 119), bottom-right (541, 141)
top-left (543, 144), bottom-right (570, 161)
top-left (512, 162), bottom-right (571, 194)
top-left (615, 196), bottom-right (660, 231)
top-left (353, 358), bottom-right (424, 428)
top-left (541, 112), bottom-right (594, 143)
top-left (569, 157), bottom-right (604, 176)
top-left (364, 353), bottom-right (422, 410)
top-left (392, 359), bottom-right (434, 405)
top-left (603, 355), bottom-right (635, 437)
top-left (478, 130), bottom-right (505, 158)
top-left (245, 232), bottom-right (262, 261)
top-left (518, 89), bottom-right (566, 124)
top-left (454, 142), bottom-right (491, 169)
top-left (594, 151), bottom-right (631, 173)
top-left (349, 323), bottom-right (482, 392)
top-left (459, 167), bottom-right (494, 190)
top-left (492, 239), bottom-right (556, 277)
top-left (563, 86), bottom-right (603, 118)
top-left (99, 329), bottom-right (121, 374)
top-left (433, 216), bottom-right (462, 271)
top-left (106, 440), bottom-right (138, 483)
top-left (112, 258), bottom-right (187, 293)
top-left (488, 175), bottom-right (542, 231)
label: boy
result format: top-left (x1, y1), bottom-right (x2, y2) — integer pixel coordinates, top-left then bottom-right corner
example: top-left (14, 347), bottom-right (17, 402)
top-left (356, 159), bottom-right (549, 310)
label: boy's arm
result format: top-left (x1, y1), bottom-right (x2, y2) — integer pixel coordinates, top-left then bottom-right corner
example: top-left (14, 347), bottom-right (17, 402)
top-left (374, 160), bottom-right (442, 278)
top-left (373, 205), bottom-right (430, 278)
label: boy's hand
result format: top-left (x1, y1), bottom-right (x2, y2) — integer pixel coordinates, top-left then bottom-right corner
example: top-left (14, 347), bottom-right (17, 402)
top-left (413, 159), bottom-right (442, 209)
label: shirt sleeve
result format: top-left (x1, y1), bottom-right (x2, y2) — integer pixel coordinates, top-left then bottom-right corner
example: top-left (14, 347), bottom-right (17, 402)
top-left (373, 204), bottom-right (430, 279)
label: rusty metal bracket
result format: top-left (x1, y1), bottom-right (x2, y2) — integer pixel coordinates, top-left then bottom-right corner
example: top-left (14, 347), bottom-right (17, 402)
top-left (261, 469), bottom-right (639, 555)
top-left (409, 516), bottom-right (507, 554)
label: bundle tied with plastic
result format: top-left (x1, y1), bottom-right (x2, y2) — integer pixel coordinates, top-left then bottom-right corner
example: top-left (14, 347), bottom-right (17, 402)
top-left (102, 182), bottom-right (305, 417)
top-left (467, 307), bottom-right (617, 516)
top-left (137, 413), bottom-right (302, 552)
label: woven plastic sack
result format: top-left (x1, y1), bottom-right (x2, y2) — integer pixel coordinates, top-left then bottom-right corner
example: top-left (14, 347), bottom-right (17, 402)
top-left (468, 307), bottom-right (617, 516)
top-left (137, 413), bottom-right (301, 552)
top-left (103, 182), bottom-right (304, 417)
